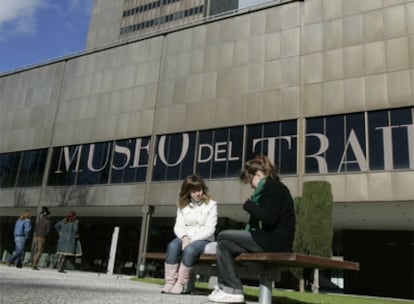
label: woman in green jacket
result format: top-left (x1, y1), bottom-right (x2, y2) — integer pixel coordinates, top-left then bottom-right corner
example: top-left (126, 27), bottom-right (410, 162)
top-left (208, 155), bottom-right (296, 303)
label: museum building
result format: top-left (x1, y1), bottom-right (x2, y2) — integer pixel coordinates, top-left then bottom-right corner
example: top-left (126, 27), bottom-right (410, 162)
top-left (0, 0), bottom-right (413, 299)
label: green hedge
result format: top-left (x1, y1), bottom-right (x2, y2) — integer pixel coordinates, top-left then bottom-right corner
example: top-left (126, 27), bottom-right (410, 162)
top-left (294, 181), bottom-right (333, 257)
top-left (292, 181), bottom-right (334, 281)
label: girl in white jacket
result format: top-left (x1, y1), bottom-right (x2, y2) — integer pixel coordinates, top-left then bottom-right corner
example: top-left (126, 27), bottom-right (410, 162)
top-left (162, 174), bottom-right (218, 294)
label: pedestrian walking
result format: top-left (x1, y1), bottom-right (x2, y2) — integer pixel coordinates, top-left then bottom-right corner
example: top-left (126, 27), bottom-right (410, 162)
top-left (8, 210), bottom-right (32, 268)
top-left (54, 211), bottom-right (82, 273)
top-left (31, 208), bottom-right (51, 270)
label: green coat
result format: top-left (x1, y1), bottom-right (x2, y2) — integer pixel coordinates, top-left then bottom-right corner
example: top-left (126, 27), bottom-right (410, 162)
top-left (55, 219), bottom-right (82, 256)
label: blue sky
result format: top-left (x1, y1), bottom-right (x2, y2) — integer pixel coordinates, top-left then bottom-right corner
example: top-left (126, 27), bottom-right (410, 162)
top-left (0, 0), bottom-right (93, 74)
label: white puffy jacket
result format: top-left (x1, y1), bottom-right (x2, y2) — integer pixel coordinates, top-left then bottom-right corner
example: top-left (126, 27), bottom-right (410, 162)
top-left (173, 199), bottom-right (218, 242)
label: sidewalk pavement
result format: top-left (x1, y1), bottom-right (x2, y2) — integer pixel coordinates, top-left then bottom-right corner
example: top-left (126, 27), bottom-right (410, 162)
top-left (0, 265), bottom-right (255, 304)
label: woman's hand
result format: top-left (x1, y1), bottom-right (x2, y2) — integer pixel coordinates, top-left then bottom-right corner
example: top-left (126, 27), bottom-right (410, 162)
top-left (181, 235), bottom-right (191, 250)
top-left (243, 199), bottom-right (255, 211)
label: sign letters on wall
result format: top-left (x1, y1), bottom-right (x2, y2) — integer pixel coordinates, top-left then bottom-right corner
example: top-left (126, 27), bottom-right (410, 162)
top-left (1, 107), bottom-right (412, 187)
top-left (43, 107), bottom-right (414, 185)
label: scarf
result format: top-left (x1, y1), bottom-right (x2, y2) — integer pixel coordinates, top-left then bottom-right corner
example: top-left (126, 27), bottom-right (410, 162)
top-left (245, 177), bottom-right (265, 231)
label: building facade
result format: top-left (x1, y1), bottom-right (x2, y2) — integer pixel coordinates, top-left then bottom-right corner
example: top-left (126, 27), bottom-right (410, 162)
top-left (86, 0), bottom-right (240, 49)
top-left (1, 0), bottom-right (413, 299)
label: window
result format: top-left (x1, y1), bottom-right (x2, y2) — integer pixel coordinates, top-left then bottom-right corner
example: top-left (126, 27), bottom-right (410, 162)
top-left (305, 107), bottom-right (413, 173)
top-left (77, 143), bottom-right (111, 185)
top-left (4, 108), bottom-right (411, 188)
top-left (48, 137), bottom-right (151, 186)
top-left (246, 120), bottom-right (297, 175)
top-left (111, 138), bottom-right (149, 184)
top-left (17, 149), bottom-right (47, 187)
top-left (0, 152), bottom-right (20, 188)
top-left (197, 127), bottom-right (243, 179)
top-left (152, 132), bottom-right (196, 181)
top-left (48, 145), bottom-right (80, 185)
top-left (306, 114), bottom-right (366, 173)
top-left (368, 107), bottom-right (413, 170)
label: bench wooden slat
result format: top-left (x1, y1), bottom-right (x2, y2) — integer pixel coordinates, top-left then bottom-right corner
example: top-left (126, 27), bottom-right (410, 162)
top-left (144, 252), bottom-right (359, 271)
top-left (145, 251), bottom-right (359, 303)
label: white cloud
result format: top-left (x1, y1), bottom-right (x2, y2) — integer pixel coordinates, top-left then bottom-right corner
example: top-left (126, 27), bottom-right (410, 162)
top-left (0, 0), bottom-right (46, 35)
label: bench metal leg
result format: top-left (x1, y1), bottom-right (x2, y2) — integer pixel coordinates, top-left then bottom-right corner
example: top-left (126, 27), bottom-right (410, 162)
top-left (208, 276), bottom-right (218, 290)
top-left (183, 273), bottom-right (195, 293)
top-left (312, 268), bottom-right (319, 293)
top-left (258, 275), bottom-right (272, 304)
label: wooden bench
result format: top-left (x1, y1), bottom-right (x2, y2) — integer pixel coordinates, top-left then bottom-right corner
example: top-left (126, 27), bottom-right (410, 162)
top-left (144, 252), bottom-right (359, 304)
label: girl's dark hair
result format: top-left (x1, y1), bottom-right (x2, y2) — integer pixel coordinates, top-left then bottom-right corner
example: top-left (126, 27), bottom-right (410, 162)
top-left (178, 174), bottom-right (211, 208)
top-left (240, 155), bottom-right (279, 183)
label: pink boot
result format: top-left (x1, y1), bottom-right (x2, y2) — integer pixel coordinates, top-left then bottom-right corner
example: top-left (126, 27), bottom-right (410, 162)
top-left (169, 263), bottom-right (193, 294)
top-left (161, 263), bottom-right (178, 293)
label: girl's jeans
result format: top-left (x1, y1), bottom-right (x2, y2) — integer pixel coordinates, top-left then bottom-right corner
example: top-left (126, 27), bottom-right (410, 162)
top-left (165, 238), bottom-right (209, 267)
top-left (216, 230), bottom-right (264, 294)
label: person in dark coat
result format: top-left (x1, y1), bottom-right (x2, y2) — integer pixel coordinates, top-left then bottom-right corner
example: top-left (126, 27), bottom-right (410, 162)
top-left (54, 211), bottom-right (82, 273)
top-left (31, 208), bottom-right (51, 270)
top-left (8, 210), bottom-right (32, 268)
top-left (208, 155), bottom-right (296, 303)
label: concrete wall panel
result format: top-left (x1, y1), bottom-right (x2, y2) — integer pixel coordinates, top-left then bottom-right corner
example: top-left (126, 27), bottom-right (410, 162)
top-left (0, 63), bottom-right (64, 152)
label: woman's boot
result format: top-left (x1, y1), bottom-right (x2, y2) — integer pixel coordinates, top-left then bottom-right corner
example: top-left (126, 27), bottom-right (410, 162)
top-left (161, 263), bottom-right (178, 293)
top-left (169, 263), bottom-right (193, 294)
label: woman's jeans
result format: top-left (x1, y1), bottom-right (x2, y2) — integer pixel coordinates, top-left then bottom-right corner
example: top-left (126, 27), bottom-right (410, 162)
top-left (8, 236), bottom-right (27, 267)
top-left (165, 238), bottom-right (209, 267)
top-left (216, 230), bottom-right (264, 294)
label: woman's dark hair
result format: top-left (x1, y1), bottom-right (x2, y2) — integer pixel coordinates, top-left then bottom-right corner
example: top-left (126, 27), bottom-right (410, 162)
top-left (178, 174), bottom-right (211, 208)
top-left (64, 211), bottom-right (76, 223)
top-left (240, 155), bottom-right (279, 183)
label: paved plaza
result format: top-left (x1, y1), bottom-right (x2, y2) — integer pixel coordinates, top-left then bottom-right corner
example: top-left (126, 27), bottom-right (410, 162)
top-left (3, 264), bottom-right (409, 304)
top-left (0, 264), bottom-right (234, 304)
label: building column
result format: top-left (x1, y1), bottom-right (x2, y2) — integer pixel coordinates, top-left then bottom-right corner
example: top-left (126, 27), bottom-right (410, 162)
top-left (136, 204), bottom-right (154, 277)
